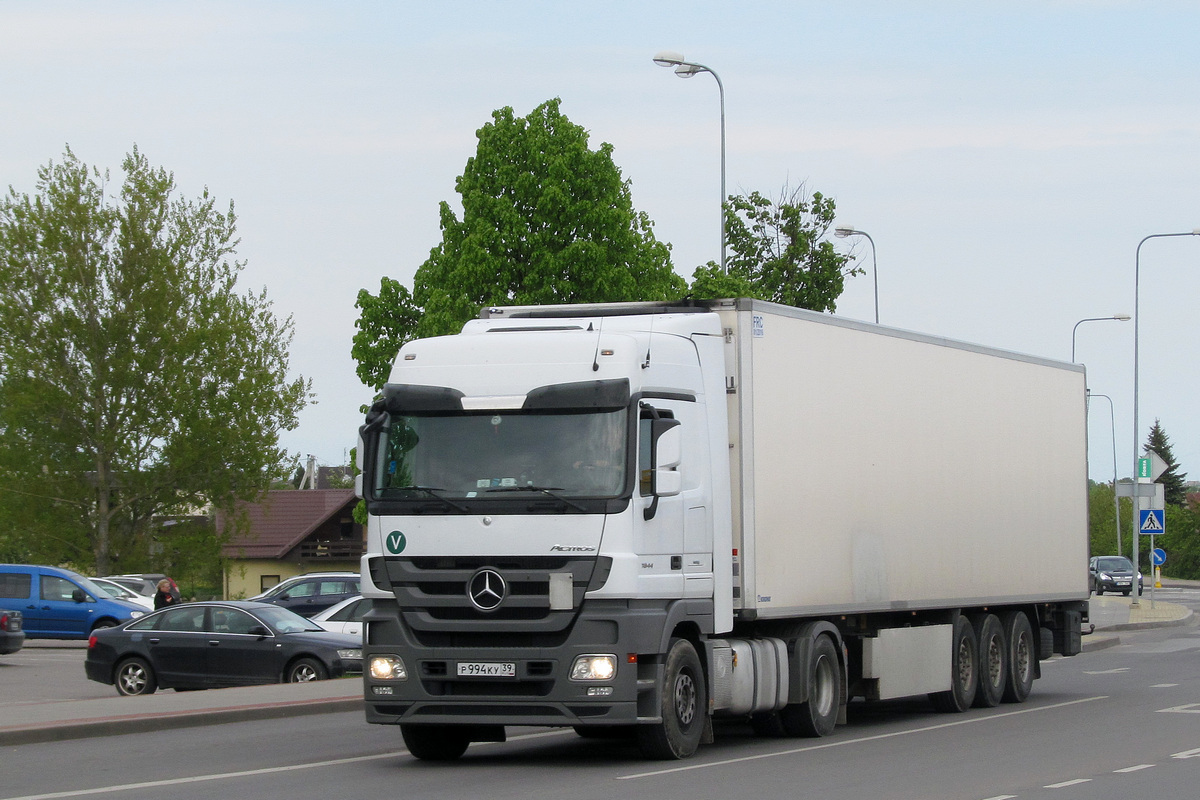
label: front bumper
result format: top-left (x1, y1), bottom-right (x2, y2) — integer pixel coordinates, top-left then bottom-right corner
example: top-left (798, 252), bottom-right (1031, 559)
top-left (363, 599), bottom-right (668, 728)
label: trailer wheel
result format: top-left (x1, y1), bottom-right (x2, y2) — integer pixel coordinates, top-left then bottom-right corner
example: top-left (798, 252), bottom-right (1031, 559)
top-left (401, 723), bottom-right (470, 761)
top-left (929, 615), bottom-right (978, 713)
top-left (637, 638), bottom-right (706, 759)
top-left (1000, 611), bottom-right (1035, 703)
top-left (778, 634), bottom-right (841, 737)
top-left (971, 614), bottom-right (1006, 708)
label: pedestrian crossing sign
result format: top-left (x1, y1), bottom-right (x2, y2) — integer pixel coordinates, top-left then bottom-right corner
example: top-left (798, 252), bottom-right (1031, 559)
top-left (1139, 509), bottom-right (1165, 535)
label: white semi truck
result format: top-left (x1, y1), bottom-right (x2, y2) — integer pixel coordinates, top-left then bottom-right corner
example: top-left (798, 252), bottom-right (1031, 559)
top-left (356, 298), bottom-right (1089, 760)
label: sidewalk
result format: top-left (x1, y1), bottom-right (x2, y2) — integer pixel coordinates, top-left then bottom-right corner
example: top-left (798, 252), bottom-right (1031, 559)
top-left (0, 675), bottom-right (363, 746)
top-left (1082, 580), bottom-right (1196, 652)
top-left (2, 591), bottom-right (1193, 746)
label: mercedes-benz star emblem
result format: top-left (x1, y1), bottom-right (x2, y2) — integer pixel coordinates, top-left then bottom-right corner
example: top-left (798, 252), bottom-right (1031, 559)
top-left (468, 568), bottom-right (507, 612)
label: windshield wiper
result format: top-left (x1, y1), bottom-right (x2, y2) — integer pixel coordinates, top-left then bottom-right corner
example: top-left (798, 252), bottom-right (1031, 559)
top-left (486, 485), bottom-right (588, 513)
top-left (392, 485), bottom-right (469, 513)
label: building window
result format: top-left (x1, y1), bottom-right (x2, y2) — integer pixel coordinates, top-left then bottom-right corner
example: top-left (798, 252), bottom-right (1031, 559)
top-left (260, 574), bottom-right (280, 593)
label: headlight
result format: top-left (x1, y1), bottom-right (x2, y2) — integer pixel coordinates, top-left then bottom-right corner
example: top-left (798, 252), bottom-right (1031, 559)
top-left (130, 611), bottom-right (144, 618)
top-left (337, 648), bottom-right (362, 660)
top-left (369, 654), bottom-right (408, 680)
top-left (570, 654), bottom-right (617, 681)
top-left (1099, 573), bottom-right (1111, 580)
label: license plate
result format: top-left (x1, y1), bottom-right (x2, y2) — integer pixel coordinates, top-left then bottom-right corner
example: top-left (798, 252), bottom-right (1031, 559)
top-left (457, 661), bottom-right (516, 677)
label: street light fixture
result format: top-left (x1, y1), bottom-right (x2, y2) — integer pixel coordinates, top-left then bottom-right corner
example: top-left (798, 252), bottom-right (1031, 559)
top-left (1130, 229), bottom-right (1200, 605)
top-left (834, 226), bottom-right (879, 324)
top-left (653, 50), bottom-right (727, 273)
top-left (1070, 314), bottom-right (1130, 363)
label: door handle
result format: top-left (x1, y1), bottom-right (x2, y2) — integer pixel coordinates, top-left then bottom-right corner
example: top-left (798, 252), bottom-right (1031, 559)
top-left (149, 638), bottom-right (161, 644)
top-left (208, 640), bottom-right (220, 646)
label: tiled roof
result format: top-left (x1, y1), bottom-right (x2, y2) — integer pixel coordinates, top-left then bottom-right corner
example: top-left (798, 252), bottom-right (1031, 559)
top-left (218, 489), bottom-right (358, 559)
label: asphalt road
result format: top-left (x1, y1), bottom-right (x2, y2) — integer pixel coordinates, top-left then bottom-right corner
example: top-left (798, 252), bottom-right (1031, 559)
top-left (5, 593), bottom-right (1200, 800)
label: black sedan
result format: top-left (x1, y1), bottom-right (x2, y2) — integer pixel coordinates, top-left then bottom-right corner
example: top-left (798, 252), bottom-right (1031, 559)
top-left (84, 601), bottom-right (361, 696)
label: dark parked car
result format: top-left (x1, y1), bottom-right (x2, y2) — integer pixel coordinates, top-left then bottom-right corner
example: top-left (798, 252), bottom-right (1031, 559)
top-left (248, 572), bottom-right (360, 618)
top-left (84, 600), bottom-right (362, 696)
top-left (1089, 555), bottom-right (1144, 596)
top-left (0, 608), bottom-right (23, 655)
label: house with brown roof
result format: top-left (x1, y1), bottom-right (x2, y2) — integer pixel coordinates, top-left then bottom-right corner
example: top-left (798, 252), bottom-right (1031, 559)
top-left (219, 489), bottom-right (363, 599)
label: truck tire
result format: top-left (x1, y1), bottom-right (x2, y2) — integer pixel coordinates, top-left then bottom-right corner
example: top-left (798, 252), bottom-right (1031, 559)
top-left (1000, 611), bottom-right (1035, 703)
top-left (778, 634), bottom-right (841, 737)
top-left (971, 614), bottom-right (1006, 708)
top-left (401, 723), bottom-right (470, 761)
top-left (637, 638), bottom-right (707, 759)
top-left (929, 615), bottom-right (978, 713)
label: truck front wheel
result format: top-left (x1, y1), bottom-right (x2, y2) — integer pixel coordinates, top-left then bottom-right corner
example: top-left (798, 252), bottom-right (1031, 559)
top-left (637, 638), bottom-right (707, 759)
top-left (401, 723), bottom-right (470, 761)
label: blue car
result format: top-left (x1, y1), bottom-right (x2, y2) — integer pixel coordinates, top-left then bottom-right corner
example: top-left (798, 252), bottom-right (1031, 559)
top-left (0, 564), bottom-right (146, 639)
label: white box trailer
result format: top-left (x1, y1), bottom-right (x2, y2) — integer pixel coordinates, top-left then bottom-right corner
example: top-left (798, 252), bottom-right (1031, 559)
top-left (355, 298), bottom-right (1090, 761)
top-left (722, 301), bottom-right (1089, 618)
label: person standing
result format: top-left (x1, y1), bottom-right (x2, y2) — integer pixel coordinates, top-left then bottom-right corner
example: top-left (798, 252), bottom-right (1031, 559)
top-left (153, 579), bottom-right (177, 610)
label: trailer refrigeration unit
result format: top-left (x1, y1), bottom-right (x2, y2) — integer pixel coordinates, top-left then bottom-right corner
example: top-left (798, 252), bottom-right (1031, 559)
top-left (355, 298), bottom-right (1089, 761)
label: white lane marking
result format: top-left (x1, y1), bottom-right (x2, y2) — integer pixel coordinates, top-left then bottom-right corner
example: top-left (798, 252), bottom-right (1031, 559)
top-left (1045, 778), bottom-right (1091, 788)
top-left (617, 696), bottom-right (1108, 780)
top-left (0, 729), bottom-right (570, 800)
top-left (1172, 747), bottom-right (1200, 759)
top-left (1158, 704), bottom-right (1200, 714)
top-left (1083, 668), bottom-right (1130, 674)
top-left (1151, 683), bottom-right (1179, 688)
top-left (1114, 764), bottom-right (1155, 773)
top-left (980, 795), bottom-right (1017, 800)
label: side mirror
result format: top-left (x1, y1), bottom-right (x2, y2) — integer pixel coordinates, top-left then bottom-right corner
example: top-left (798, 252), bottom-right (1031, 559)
top-left (277, 592), bottom-right (291, 601)
top-left (72, 588), bottom-right (87, 604)
top-left (249, 625), bottom-right (270, 638)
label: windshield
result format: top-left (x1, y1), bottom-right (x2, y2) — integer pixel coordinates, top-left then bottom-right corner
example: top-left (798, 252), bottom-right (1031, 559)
top-left (372, 409), bottom-right (628, 499)
top-left (256, 606), bottom-right (324, 633)
top-left (1096, 557), bottom-right (1134, 571)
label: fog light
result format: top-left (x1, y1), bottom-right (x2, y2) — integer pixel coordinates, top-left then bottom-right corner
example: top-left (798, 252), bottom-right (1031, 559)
top-left (372, 685), bottom-right (395, 696)
top-left (587, 686), bottom-right (614, 696)
top-left (369, 654), bottom-right (408, 680)
top-left (570, 654), bottom-right (617, 681)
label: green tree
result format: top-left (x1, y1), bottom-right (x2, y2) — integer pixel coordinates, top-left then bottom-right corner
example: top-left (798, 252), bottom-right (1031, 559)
top-left (690, 183), bottom-right (858, 312)
top-left (1088, 481), bottom-right (1132, 560)
top-left (1144, 419), bottom-right (1188, 506)
top-left (352, 98), bottom-right (685, 390)
top-left (0, 146), bottom-right (310, 574)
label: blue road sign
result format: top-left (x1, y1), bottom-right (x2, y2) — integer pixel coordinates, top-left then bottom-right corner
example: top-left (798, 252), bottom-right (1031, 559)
top-left (1152, 548), bottom-right (1167, 566)
top-left (1139, 509), bottom-right (1165, 535)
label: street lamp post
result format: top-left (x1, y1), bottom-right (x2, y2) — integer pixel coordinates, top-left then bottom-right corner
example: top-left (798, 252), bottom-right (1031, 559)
top-left (1131, 229), bottom-right (1200, 605)
top-left (1070, 314), bottom-right (1130, 363)
top-left (834, 226), bottom-right (878, 323)
top-left (1087, 391), bottom-right (1123, 558)
top-left (653, 51), bottom-right (727, 273)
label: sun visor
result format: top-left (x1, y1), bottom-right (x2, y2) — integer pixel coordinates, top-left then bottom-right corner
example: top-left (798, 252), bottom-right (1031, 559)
top-left (382, 384), bottom-right (465, 413)
top-left (522, 378), bottom-right (630, 412)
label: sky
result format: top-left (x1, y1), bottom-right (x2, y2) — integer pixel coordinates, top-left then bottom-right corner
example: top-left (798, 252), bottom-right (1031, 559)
top-left (2, 1), bottom-right (1199, 486)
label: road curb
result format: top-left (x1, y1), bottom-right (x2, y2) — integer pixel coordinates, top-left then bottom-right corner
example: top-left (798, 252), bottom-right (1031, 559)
top-left (0, 695), bottom-right (363, 746)
top-left (1105, 607), bottom-right (1195, 632)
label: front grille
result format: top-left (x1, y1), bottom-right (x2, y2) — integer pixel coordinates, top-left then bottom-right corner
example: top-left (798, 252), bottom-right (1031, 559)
top-left (373, 555), bottom-right (607, 634)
